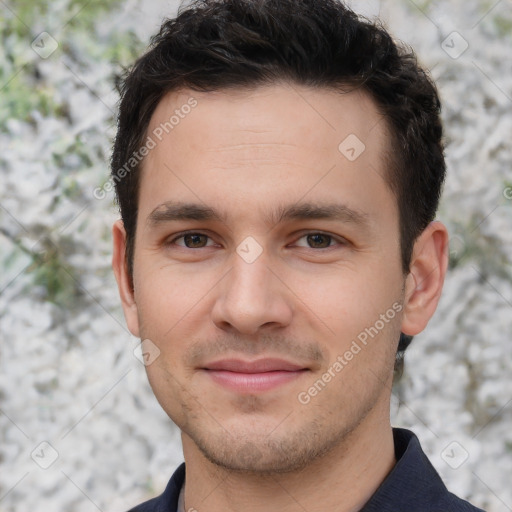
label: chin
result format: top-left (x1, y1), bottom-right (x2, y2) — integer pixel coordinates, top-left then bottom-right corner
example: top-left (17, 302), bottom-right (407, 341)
top-left (184, 418), bottom-right (353, 475)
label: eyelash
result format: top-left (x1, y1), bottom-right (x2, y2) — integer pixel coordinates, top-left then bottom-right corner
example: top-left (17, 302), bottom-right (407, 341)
top-left (166, 231), bottom-right (345, 250)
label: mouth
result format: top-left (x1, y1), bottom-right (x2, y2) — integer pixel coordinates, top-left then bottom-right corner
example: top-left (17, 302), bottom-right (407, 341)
top-left (199, 358), bottom-right (309, 393)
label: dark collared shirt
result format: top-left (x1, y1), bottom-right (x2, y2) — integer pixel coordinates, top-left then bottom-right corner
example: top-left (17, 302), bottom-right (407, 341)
top-left (128, 428), bottom-right (485, 512)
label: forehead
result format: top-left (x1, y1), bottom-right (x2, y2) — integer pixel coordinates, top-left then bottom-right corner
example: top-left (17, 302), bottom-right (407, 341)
top-left (146, 83), bottom-right (388, 158)
top-left (139, 83), bottom-right (395, 227)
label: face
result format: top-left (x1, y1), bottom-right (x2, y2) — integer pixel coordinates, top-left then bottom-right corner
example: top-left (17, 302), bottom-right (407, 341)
top-left (114, 83), bottom-right (424, 474)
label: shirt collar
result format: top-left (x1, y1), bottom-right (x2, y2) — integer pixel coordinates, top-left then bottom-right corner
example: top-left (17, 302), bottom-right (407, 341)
top-left (361, 428), bottom-right (448, 511)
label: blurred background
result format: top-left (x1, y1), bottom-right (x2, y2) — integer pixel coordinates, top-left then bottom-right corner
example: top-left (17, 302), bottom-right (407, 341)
top-left (0, 0), bottom-right (511, 510)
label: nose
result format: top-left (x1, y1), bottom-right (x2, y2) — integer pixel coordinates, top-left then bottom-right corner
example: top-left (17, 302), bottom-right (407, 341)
top-left (211, 250), bottom-right (293, 335)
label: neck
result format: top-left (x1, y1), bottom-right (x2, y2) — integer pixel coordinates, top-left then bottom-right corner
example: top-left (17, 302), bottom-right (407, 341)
top-left (181, 409), bottom-right (396, 512)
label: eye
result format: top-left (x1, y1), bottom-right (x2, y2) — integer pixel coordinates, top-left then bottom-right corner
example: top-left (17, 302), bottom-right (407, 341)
top-left (294, 232), bottom-right (343, 249)
top-left (166, 231), bottom-right (345, 250)
top-left (170, 232), bottom-right (216, 248)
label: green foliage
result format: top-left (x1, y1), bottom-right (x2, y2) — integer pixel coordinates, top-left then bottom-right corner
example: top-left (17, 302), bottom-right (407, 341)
top-left (96, 29), bottom-right (143, 67)
top-left (448, 217), bottom-right (511, 282)
top-left (0, 0), bottom-right (142, 309)
top-left (28, 237), bottom-right (82, 306)
top-left (1, 0), bottom-right (124, 36)
top-left (0, 74), bottom-right (62, 127)
top-left (402, 0), bottom-right (434, 15)
top-left (493, 16), bottom-right (512, 37)
top-left (0, 0), bottom-right (143, 130)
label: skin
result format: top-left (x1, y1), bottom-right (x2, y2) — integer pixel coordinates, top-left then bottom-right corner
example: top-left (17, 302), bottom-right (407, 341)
top-left (113, 83), bottom-right (449, 512)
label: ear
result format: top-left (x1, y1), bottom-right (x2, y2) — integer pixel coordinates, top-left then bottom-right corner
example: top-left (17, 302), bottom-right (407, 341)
top-left (112, 219), bottom-right (140, 337)
top-left (401, 221), bottom-right (449, 336)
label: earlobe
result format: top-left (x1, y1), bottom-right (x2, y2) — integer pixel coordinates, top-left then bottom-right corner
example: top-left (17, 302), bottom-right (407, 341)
top-left (112, 220), bottom-right (140, 337)
top-left (401, 221), bottom-right (449, 336)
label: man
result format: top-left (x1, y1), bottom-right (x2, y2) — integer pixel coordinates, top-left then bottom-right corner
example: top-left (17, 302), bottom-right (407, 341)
top-left (111, 0), bottom-right (484, 510)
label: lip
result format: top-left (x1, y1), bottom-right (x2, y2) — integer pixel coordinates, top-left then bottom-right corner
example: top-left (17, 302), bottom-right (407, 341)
top-left (202, 358), bottom-right (307, 373)
top-left (200, 358), bottom-right (309, 393)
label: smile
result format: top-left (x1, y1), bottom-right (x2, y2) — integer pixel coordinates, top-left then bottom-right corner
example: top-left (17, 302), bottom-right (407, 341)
top-left (200, 358), bottom-right (310, 392)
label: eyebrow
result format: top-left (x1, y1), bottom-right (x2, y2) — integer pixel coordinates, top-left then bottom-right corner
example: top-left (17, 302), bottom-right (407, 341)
top-left (148, 202), bottom-right (223, 225)
top-left (267, 202), bottom-right (370, 228)
top-left (147, 200), bottom-right (370, 229)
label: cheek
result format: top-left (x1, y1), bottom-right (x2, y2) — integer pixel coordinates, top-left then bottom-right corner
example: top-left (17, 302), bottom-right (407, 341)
top-left (133, 258), bottom-right (204, 325)
top-left (132, 261), bottom-right (220, 371)
top-left (132, 273), bottom-right (182, 372)
top-left (133, 269), bottom-right (195, 416)
top-left (144, 357), bottom-right (190, 429)
top-left (289, 262), bottom-right (402, 330)
top-left (289, 265), bottom-right (404, 385)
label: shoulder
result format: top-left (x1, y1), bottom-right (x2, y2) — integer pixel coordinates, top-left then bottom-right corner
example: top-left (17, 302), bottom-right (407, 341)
top-left (360, 428), bottom-right (486, 512)
top-left (126, 462), bottom-right (186, 512)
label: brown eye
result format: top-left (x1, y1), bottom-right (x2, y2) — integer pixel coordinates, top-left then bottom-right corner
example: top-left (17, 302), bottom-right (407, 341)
top-left (293, 232), bottom-right (346, 250)
top-left (182, 233), bottom-right (209, 248)
top-left (170, 233), bottom-right (214, 248)
top-left (305, 233), bottom-right (333, 248)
